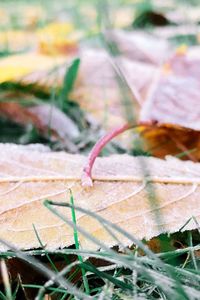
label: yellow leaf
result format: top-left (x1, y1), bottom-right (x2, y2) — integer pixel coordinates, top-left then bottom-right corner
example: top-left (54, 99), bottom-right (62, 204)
top-left (37, 22), bottom-right (80, 55)
top-left (0, 53), bottom-right (66, 83)
top-left (37, 22), bottom-right (74, 37)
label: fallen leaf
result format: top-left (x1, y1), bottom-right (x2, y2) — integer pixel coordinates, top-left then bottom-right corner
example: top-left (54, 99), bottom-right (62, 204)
top-left (0, 53), bottom-right (66, 83)
top-left (72, 46), bottom-right (200, 157)
top-left (0, 54), bottom-right (82, 151)
top-left (167, 6), bottom-right (200, 25)
top-left (0, 21), bottom-right (80, 55)
top-left (28, 104), bottom-right (80, 140)
top-left (71, 49), bottom-right (156, 131)
top-left (140, 126), bottom-right (200, 161)
top-left (105, 29), bottom-right (171, 65)
top-left (37, 22), bottom-right (80, 55)
top-left (1, 34), bottom-right (199, 158)
top-left (140, 50), bottom-right (200, 159)
top-left (153, 25), bottom-right (200, 40)
top-left (0, 102), bottom-right (80, 152)
top-left (0, 102), bottom-right (44, 129)
top-left (81, 46), bottom-right (200, 161)
top-left (0, 144), bottom-right (199, 250)
top-left (141, 74), bottom-right (200, 131)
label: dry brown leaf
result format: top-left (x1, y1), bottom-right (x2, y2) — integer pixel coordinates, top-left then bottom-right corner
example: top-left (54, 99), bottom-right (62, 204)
top-left (140, 50), bottom-right (200, 159)
top-left (0, 102), bottom-right (79, 152)
top-left (140, 126), bottom-right (200, 161)
top-left (77, 46), bottom-right (200, 159)
top-left (0, 143), bottom-right (199, 251)
top-left (28, 104), bottom-right (80, 140)
top-left (1, 39), bottom-right (199, 158)
top-left (0, 102), bottom-right (43, 129)
top-left (72, 47), bottom-right (200, 155)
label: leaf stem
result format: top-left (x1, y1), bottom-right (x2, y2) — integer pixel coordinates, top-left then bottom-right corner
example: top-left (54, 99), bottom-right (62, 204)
top-left (81, 122), bottom-right (134, 187)
top-left (81, 120), bottom-right (158, 187)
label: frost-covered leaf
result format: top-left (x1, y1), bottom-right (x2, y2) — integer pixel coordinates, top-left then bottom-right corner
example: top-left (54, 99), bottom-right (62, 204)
top-left (0, 144), bottom-right (199, 250)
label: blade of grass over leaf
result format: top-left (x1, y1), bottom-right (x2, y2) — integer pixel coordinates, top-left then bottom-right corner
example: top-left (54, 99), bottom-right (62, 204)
top-left (69, 189), bottom-right (90, 295)
top-left (44, 199), bottom-right (156, 261)
top-left (32, 224), bottom-right (58, 273)
top-left (44, 200), bottom-right (199, 299)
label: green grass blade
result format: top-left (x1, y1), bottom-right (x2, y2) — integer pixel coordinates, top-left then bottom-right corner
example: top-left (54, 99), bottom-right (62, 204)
top-left (59, 58), bottom-right (80, 109)
top-left (69, 189), bottom-right (90, 295)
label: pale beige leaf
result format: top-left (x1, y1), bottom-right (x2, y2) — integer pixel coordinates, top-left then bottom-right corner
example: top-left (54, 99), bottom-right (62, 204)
top-left (140, 51), bottom-right (200, 131)
top-left (71, 49), bottom-right (156, 133)
top-left (106, 29), bottom-right (171, 65)
top-left (153, 25), bottom-right (200, 40)
top-left (0, 144), bottom-right (199, 251)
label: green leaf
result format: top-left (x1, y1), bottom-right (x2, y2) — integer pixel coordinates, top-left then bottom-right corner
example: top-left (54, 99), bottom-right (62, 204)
top-left (59, 58), bottom-right (80, 109)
